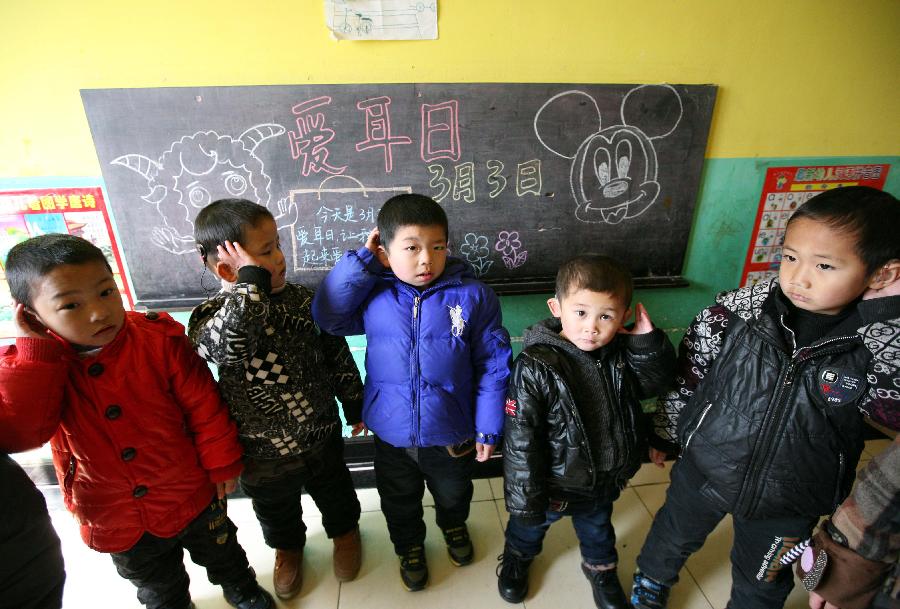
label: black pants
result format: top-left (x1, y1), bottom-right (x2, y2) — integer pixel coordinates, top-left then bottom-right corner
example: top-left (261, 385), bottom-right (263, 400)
top-left (636, 461), bottom-right (817, 609)
top-left (239, 430), bottom-right (361, 550)
top-left (374, 436), bottom-right (475, 554)
top-left (110, 495), bottom-right (253, 609)
top-left (0, 455), bottom-right (65, 609)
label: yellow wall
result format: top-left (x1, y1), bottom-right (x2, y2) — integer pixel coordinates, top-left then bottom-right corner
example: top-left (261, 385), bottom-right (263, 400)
top-left (1, 0), bottom-right (898, 178)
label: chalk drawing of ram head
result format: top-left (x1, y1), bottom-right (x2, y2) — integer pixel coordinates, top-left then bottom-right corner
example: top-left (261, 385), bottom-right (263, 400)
top-left (534, 85), bottom-right (683, 225)
top-left (111, 124), bottom-right (298, 256)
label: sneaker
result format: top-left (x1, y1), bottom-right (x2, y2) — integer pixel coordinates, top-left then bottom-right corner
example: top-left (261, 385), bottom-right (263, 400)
top-left (631, 570), bottom-right (670, 609)
top-left (223, 572), bottom-right (276, 609)
top-left (442, 525), bottom-right (474, 566)
top-left (333, 526), bottom-right (362, 581)
top-left (496, 547), bottom-right (533, 603)
top-left (398, 545), bottom-right (429, 592)
top-left (581, 563), bottom-right (629, 609)
top-left (272, 548), bottom-right (303, 599)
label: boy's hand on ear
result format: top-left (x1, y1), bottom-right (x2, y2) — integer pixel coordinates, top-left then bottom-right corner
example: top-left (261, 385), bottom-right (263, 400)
top-left (864, 261), bottom-right (900, 300)
top-left (364, 227), bottom-right (381, 255)
top-left (618, 302), bottom-right (654, 335)
top-left (13, 303), bottom-right (49, 339)
top-left (217, 241), bottom-right (276, 278)
top-left (863, 276), bottom-right (900, 299)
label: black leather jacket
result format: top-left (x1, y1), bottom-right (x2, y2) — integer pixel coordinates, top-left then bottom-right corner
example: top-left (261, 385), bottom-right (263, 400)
top-left (653, 280), bottom-right (900, 520)
top-left (503, 319), bottom-right (674, 520)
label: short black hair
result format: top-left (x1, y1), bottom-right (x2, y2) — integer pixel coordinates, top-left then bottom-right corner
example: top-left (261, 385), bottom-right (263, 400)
top-left (194, 198), bottom-right (274, 263)
top-left (5, 234), bottom-right (111, 307)
top-left (377, 194), bottom-right (448, 249)
top-left (787, 186), bottom-right (900, 275)
top-left (555, 253), bottom-right (633, 306)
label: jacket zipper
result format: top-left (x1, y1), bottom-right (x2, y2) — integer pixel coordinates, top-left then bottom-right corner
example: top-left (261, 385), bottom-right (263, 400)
top-left (682, 402), bottom-right (713, 454)
top-left (63, 456), bottom-right (76, 496)
top-left (738, 332), bottom-right (857, 515)
top-left (832, 451), bottom-right (845, 510)
top-left (410, 295), bottom-right (421, 445)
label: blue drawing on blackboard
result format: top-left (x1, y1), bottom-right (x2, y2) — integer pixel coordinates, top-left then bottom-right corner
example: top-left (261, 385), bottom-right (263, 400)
top-left (110, 125), bottom-right (299, 259)
top-left (533, 85), bottom-right (683, 224)
top-left (459, 233), bottom-right (493, 277)
top-left (495, 230), bottom-right (527, 269)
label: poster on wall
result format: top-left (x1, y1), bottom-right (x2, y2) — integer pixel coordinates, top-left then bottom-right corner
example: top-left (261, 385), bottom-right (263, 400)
top-left (740, 164), bottom-right (891, 287)
top-left (0, 187), bottom-right (133, 341)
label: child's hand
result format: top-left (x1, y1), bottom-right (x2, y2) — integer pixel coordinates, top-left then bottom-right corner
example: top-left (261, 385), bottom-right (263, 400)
top-left (863, 274), bottom-right (900, 300)
top-left (216, 478), bottom-right (237, 499)
top-left (350, 422), bottom-right (368, 436)
top-left (216, 240), bottom-right (276, 278)
top-left (618, 302), bottom-right (654, 335)
top-left (475, 442), bottom-right (495, 462)
top-left (364, 227), bottom-right (381, 255)
top-left (648, 447), bottom-right (667, 469)
top-left (13, 303), bottom-right (49, 340)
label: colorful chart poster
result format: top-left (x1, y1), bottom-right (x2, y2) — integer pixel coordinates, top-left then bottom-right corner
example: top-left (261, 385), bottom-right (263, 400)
top-left (740, 164), bottom-right (890, 287)
top-left (0, 187), bottom-right (133, 340)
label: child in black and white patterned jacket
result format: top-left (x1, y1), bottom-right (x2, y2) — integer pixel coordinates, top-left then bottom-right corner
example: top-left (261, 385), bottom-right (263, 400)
top-left (188, 198), bottom-right (365, 601)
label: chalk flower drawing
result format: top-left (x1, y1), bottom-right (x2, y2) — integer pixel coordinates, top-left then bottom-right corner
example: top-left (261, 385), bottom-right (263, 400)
top-left (460, 233), bottom-right (493, 277)
top-left (495, 230), bottom-right (527, 269)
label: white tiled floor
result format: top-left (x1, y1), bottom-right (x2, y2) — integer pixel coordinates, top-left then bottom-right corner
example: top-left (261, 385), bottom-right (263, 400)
top-left (45, 439), bottom-right (891, 609)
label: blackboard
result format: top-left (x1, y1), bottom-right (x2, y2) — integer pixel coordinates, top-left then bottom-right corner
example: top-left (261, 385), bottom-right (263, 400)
top-left (82, 83), bottom-right (716, 309)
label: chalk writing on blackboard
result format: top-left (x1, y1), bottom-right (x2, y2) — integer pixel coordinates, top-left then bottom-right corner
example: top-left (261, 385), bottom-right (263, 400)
top-left (289, 175), bottom-right (410, 271)
top-left (83, 82), bottom-right (716, 307)
top-left (534, 84), bottom-right (683, 225)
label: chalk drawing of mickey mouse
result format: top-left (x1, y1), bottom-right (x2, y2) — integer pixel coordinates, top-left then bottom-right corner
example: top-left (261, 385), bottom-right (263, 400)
top-left (533, 85), bottom-right (683, 224)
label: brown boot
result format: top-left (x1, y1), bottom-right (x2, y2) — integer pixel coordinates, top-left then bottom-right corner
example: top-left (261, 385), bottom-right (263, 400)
top-left (273, 548), bottom-right (303, 600)
top-left (332, 526), bottom-right (362, 582)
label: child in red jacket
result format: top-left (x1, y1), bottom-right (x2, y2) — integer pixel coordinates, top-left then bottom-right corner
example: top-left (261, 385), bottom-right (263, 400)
top-left (0, 234), bottom-right (274, 609)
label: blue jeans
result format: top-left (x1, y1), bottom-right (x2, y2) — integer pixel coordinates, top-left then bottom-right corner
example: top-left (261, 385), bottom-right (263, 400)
top-left (505, 498), bottom-right (618, 566)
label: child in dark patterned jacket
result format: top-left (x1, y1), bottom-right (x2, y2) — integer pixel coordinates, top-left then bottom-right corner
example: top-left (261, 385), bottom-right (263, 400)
top-left (498, 254), bottom-right (674, 609)
top-left (632, 186), bottom-right (900, 609)
top-left (188, 198), bottom-right (365, 601)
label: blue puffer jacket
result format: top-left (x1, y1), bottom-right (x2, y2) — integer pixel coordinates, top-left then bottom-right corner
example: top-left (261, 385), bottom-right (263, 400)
top-left (312, 247), bottom-right (512, 448)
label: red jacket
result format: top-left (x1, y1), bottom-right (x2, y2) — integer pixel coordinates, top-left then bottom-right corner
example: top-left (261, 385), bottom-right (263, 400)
top-left (0, 312), bottom-right (243, 553)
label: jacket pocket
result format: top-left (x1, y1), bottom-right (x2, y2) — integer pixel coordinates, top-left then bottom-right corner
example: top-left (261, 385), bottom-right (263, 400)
top-left (681, 402), bottom-right (713, 455)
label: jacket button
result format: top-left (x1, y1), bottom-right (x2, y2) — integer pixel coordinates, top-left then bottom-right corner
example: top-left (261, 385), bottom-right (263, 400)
top-left (87, 362), bottom-right (104, 376)
top-left (105, 405), bottom-right (122, 419)
top-left (145, 312), bottom-right (159, 320)
top-left (121, 447), bottom-right (136, 461)
top-left (133, 485), bottom-right (148, 498)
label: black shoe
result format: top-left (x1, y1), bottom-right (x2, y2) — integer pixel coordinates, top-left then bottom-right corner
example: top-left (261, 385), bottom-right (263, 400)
top-left (398, 545), bottom-right (429, 591)
top-left (442, 525), bottom-right (474, 566)
top-left (581, 563), bottom-right (629, 609)
top-left (631, 570), bottom-right (671, 609)
top-left (223, 580), bottom-right (275, 609)
top-left (496, 547), bottom-right (533, 603)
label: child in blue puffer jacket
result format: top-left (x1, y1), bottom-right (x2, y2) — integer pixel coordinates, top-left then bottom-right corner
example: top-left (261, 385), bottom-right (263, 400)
top-left (312, 193), bottom-right (512, 592)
